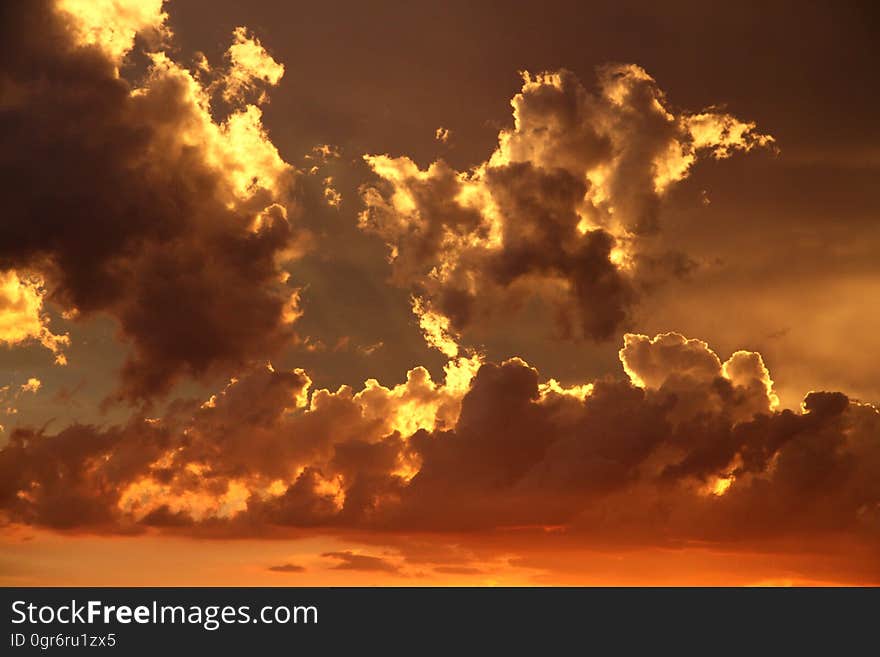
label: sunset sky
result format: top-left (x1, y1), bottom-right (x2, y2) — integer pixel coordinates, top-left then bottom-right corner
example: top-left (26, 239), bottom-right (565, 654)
top-left (1, 0), bottom-right (878, 586)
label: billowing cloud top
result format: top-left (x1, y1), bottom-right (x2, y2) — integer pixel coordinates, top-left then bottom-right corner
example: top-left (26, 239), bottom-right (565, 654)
top-left (360, 66), bottom-right (773, 345)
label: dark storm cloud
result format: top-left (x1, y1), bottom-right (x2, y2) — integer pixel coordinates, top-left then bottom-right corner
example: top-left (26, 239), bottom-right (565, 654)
top-left (0, 1), bottom-right (304, 400)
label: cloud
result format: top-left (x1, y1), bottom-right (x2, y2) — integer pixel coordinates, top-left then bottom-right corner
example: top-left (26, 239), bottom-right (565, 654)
top-left (20, 379), bottom-right (41, 394)
top-left (222, 26), bottom-right (285, 104)
top-left (0, 353), bottom-right (479, 531)
top-left (0, 0), bottom-right (305, 400)
top-left (359, 66), bottom-right (773, 347)
top-left (0, 377), bottom-right (46, 427)
top-left (0, 271), bottom-right (69, 364)
top-left (322, 551), bottom-right (401, 573)
top-left (55, 0), bottom-right (169, 65)
top-left (267, 563), bottom-right (305, 573)
top-left (0, 331), bottom-right (875, 573)
top-left (0, 419), bottom-right (172, 530)
top-left (619, 332), bottom-right (778, 425)
top-left (411, 296), bottom-right (461, 357)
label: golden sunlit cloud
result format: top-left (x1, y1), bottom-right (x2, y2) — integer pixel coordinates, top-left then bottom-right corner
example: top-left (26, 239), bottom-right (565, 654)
top-left (223, 26), bottom-right (285, 104)
top-left (3, 328), bottom-right (876, 573)
top-left (20, 378), bottom-right (42, 394)
top-left (57, 0), bottom-right (168, 65)
top-left (1, 0), bottom-right (306, 399)
top-left (411, 296), bottom-right (461, 357)
top-left (359, 65), bottom-right (774, 348)
top-left (0, 271), bottom-right (69, 364)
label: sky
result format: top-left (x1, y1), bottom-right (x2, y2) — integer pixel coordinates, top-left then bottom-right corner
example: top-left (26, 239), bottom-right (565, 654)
top-left (0, 0), bottom-right (878, 586)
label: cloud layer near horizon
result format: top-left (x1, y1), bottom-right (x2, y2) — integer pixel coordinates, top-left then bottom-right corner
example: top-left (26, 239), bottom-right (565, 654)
top-left (1, 331), bottom-right (877, 568)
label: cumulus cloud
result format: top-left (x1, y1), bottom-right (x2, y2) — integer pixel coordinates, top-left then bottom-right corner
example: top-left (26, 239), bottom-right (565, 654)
top-left (619, 332), bottom-right (778, 424)
top-left (221, 26), bottom-right (285, 104)
top-left (0, 271), bottom-right (69, 364)
top-left (0, 332), bottom-right (875, 566)
top-left (359, 66), bottom-right (773, 345)
top-left (0, 352), bottom-right (479, 531)
top-left (55, 0), bottom-right (169, 65)
top-left (0, 0), bottom-right (305, 400)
